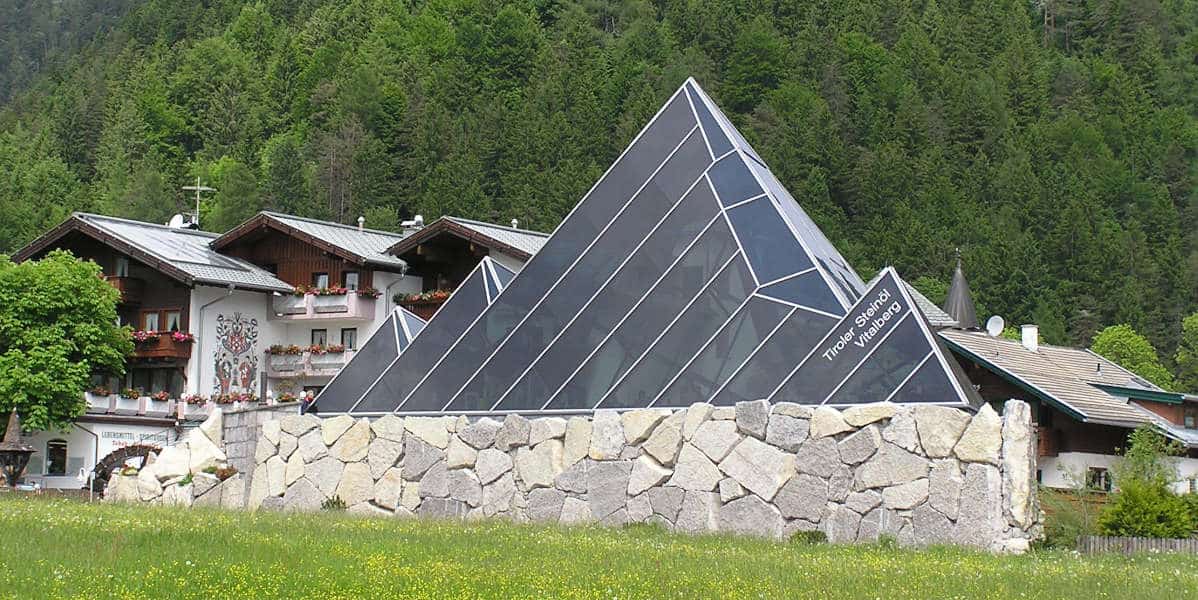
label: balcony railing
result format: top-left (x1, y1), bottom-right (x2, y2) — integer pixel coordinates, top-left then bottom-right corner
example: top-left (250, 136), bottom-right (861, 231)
top-left (265, 349), bottom-right (356, 378)
top-left (131, 334), bottom-right (193, 360)
top-left (397, 296), bottom-right (447, 321)
top-left (105, 276), bottom-right (145, 304)
top-left (270, 293), bottom-right (376, 321)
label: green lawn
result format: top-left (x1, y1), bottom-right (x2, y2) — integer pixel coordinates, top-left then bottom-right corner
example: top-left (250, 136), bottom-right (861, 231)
top-left (1, 494), bottom-right (1194, 599)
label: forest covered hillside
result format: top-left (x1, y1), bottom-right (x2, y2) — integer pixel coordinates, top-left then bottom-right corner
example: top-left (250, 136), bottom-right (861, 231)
top-left (1, 0), bottom-right (1197, 366)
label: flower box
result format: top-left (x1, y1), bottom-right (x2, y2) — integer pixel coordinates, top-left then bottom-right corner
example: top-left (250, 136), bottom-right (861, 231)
top-left (273, 294), bottom-right (307, 315)
top-left (312, 294), bottom-right (350, 314)
top-left (85, 392), bottom-right (113, 413)
top-left (309, 351), bottom-right (346, 370)
top-left (269, 353), bottom-right (304, 372)
top-left (113, 395), bottom-right (144, 415)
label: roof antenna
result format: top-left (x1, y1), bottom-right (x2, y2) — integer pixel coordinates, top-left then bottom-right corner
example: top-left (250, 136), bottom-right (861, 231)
top-left (181, 177), bottom-right (215, 229)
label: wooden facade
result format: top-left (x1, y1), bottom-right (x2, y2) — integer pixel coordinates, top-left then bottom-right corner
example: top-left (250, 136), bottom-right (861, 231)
top-left (219, 228), bottom-right (377, 290)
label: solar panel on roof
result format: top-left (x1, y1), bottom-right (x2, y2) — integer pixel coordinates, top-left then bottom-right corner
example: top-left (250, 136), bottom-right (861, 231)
top-left (314, 79), bottom-right (977, 415)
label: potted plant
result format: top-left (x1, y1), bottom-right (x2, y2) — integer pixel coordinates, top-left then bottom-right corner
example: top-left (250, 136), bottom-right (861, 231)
top-left (309, 343), bottom-right (345, 369)
top-left (179, 394), bottom-right (209, 419)
top-left (356, 287), bottom-right (381, 299)
top-left (131, 330), bottom-right (160, 344)
top-left (170, 331), bottom-right (194, 343)
top-left (276, 392), bottom-right (299, 403)
top-left (86, 386), bottom-right (113, 411)
top-left (114, 387), bottom-right (144, 413)
top-left (312, 286), bottom-right (350, 313)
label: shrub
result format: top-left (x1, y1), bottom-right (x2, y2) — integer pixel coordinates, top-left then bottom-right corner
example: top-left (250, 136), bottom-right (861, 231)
top-left (789, 530), bottom-right (826, 545)
top-left (1096, 482), bottom-right (1191, 539)
top-left (178, 473), bottom-right (193, 487)
top-left (322, 496), bottom-right (347, 511)
top-left (1182, 493), bottom-right (1198, 532)
top-left (1037, 487), bottom-right (1101, 549)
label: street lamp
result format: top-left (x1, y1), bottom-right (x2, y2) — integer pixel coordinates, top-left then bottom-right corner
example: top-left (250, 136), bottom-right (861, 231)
top-left (0, 412), bottom-right (35, 488)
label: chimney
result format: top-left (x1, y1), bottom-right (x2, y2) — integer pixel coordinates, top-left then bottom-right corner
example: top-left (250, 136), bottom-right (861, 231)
top-left (357, 216), bottom-right (365, 231)
top-left (1021, 324), bottom-right (1039, 353)
top-left (511, 218), bottom-right (519, 229)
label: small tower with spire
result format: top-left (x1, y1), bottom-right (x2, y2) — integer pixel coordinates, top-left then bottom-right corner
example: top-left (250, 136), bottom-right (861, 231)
top-left (944, 248), bottom-right (979, 329)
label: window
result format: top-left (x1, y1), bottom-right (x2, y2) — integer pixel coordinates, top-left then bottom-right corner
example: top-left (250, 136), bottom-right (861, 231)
top-left (311, 329), bottom-right (328, 346)
top-left (115, 256), bottom-right (129, 277)
top-left (1190, 478), bottom-right (1197, 494)
top-left (142, 312), bottom-right (159, 331)
top-left (1086, 467), bottom-right (1112, 492)
top-left (312, 273), bottom-right (329, 288)
top-left (341, 328), bottom-right (358, 350)
top-left (342, 271), bottom-right (360, 291)
top-left (46, 440), bottom-right (67, 476)
top-left (1184, 406), bottom-right (1197, 429)
top-left (165, 311), bottom-right (182, 332)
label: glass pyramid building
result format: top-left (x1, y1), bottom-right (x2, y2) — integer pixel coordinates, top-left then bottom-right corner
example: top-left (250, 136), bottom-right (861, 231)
top-left (314, 79), bottom-right (979, 415)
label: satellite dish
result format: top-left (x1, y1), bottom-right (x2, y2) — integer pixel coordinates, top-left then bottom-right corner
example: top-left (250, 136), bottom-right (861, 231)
top-left (167, 214), bottom-right (186, 228)
top-left (985, 315), bottom-right (1005, 338)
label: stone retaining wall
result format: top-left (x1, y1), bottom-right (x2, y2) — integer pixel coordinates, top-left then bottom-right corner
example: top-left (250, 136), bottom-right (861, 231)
top-left (242, 401), bottom-right (1041, 551)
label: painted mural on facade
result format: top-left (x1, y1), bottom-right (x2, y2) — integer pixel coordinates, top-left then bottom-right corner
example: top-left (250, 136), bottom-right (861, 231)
top-left (213, 313), bottom-right (259, 396)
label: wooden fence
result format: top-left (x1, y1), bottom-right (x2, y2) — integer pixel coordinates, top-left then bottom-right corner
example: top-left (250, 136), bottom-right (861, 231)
top-left (1078, 535), bottom-right (1198, 555)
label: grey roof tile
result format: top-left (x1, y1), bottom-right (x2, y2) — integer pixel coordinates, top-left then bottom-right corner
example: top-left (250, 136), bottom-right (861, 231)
top-left (902, 280), bottom-right (959, 329)
top-left (444, 216), bottom-right (548, 257)
top-left (260, 212), bottom-right (408, 269)
top-left (75, 213), bottom-right (292, 292)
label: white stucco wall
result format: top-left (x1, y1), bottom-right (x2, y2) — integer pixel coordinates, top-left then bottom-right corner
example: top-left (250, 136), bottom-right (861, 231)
top-left (22, 421), bottom-right (177, 489)
top-left (1040, 451), bottom-right (1198, 494)
top-left (489, 251), bottom-right (525, 274)
top-left (189, 286), bottom-right (282, 398)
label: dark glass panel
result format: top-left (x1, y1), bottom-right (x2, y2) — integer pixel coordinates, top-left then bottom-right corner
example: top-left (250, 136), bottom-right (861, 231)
top-left (823, 317), bottom-right (928, 405)
top-left (885, 355), bottom-right (961, 406)
top-left (314, 315), bottom-right (400, 412)
top-left (709, 155), bottom-right (762, 207)
top-left (352, 268), bottom-right (490, 412)
top-left (599, 257), bottom-right (754, 409)
top-left (408, 131), bottom-right (713, 412)
top-left (770, 272), bottom-right (912, 405)
top-left (759, 270), bottom-right (845, 317)
top-left (686, 83), bottom-right (732, 157)
top-left (711, 307), bottom-right (837, 405)
top-left (726, 197), bottom-right (814, 283)
top-left (480, 183), bottom-right (721, 412)
top-left (540, 220), bottom-right (739, 411)
top-left (492, 260), bottom-right (516, 289)
top-left (654, 297), bottom-right (792, 409)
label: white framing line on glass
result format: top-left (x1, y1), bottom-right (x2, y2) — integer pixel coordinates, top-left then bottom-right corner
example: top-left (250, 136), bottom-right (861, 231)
top-left (315, 308), bottom-right (400, 409)
top-left (750, 291), bottom-right (843, 320)
top-left (344, 263), bottom-right (491, 413)
top-left (644, 293), bottom-right (755, 409)
top-left (882, 351), bottom-right (935, 404)
top-left (483, 182), bottom-right (727, 412)
top-left (346, 87), bottom-right (697, 415)
top-left (531, 226), bottom-right (733, 412)
top-left (817, 310), bottom-right (913, 405)
top-left (591, 251), bottom-right (742, 410)
top-left (757, 266), bottom-right (817, 289)
top-left (704, 304), bottom-right (800, 403)
top-left (395, 125), bottom-right (704, 413)
top-left (458, 153), bottom-right (729, 413)
top-left (395, 310), bottom-right (408, 349)
top-left (737, 150), bottom-right (855, 314)
top-left (891, 267), bottom-right (974, 404)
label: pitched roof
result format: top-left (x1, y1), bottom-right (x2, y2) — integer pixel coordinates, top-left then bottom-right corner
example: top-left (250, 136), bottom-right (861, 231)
top-left (386, 216), bottom-right (549, 261)
top-left (903, 280), bottom-right (958, 328)
top-left (12, 213), bottom-right (292, 293)
top-left (944, 258), bottom-right (979, 329)
top-left (212, 212), bottom-right (408, 270)
top-left (939, 329), bottom-right (1196, 445)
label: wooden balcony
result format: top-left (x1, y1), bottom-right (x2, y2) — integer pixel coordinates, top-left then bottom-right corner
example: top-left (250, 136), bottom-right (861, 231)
top-left (106, 276), bottom-right (145, 304)
top-left (131, 335), bottom-right (193, 360)
top-left (398, 297), bottom-right (446, 321)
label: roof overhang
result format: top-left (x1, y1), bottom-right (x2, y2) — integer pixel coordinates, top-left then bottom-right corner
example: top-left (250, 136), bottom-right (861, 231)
top-left (386, 217), bottom-right (534, 262)
top-left (212, 213), bottom-right (371, 267)
top-left (11, 214), bottom-right (197, 287)
top-left (1093, 384), bottom-right (1185, 405)
top-left (940, 333), bottom-right (1089, 422)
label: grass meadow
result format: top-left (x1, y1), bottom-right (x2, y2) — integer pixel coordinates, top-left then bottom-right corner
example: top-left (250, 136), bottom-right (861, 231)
top-left (1, 494), bottom-right (1194, 599)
